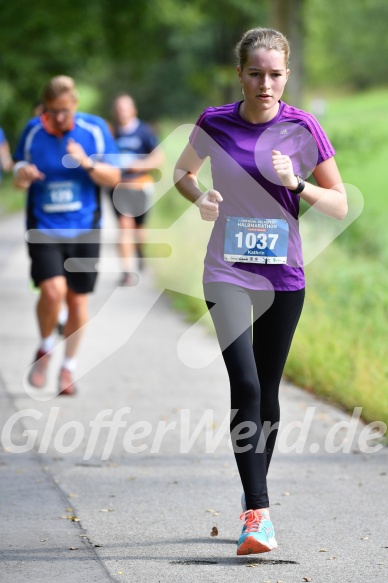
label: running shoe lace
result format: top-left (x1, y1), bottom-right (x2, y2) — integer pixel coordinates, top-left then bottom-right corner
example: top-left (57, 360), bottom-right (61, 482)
top-left (239, 509), bottom-right (265, 533)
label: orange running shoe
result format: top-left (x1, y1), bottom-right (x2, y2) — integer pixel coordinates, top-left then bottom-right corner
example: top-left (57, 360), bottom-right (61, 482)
top-left (237, 509), bottom-right (277, 555)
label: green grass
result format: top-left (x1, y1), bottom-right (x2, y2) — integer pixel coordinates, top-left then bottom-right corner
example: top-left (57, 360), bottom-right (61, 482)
top-left (319, 87), bottom-right (388, 260)
top-left (150, 88), bottom-right (388, 432)
top-left (0, 175), bottom-right (24, 215)
top-left (287, 246), bottom-right (388, 426)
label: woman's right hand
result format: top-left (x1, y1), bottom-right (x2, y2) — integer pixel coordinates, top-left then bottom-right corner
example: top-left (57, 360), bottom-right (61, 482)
top-left (196, 189), bottom-right (223, 221)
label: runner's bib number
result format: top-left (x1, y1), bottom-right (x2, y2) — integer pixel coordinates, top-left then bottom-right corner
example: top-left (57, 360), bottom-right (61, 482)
top-left (42, 181), bottom-right (82, 213)
top-left (224, 216), bottom-right (289, 264)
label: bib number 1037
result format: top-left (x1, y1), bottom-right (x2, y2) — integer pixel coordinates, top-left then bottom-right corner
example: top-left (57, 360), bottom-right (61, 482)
top-left (235, 231), bottom-right (278, 251)
top-left (224, 216), bottom-right (289, 264)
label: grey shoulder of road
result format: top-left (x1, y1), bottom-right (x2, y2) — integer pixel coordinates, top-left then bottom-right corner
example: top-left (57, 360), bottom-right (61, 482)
top-left (0, 381), bottom-right (116, 582)
top-left (0, 210), bottom-right (387, 583)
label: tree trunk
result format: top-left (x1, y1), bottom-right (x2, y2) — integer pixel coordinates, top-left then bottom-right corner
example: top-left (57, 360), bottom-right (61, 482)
top-left (271, 0), bottom-right (305, 108)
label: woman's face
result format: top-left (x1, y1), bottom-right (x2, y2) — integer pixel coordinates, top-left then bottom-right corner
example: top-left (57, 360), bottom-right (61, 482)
top-left (238, 48), bottom-right (289, 116)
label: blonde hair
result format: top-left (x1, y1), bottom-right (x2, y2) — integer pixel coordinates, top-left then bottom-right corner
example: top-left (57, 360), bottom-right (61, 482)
top-left (235, 28), bottom-right (290, 69)
top-left (42, 75), bottom-right (78, 103)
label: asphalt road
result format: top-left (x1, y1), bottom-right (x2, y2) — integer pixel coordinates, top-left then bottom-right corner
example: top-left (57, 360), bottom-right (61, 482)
top-left (0, 207), bottom-right (387, 583)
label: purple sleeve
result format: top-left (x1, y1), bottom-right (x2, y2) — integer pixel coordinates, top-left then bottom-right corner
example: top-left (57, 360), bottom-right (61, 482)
top-left (282, 105), bottom-right (336, 167)
top-left (301, 113), bottom-right (335, 165)
top-left (189, 109), bottom-right (211, 159)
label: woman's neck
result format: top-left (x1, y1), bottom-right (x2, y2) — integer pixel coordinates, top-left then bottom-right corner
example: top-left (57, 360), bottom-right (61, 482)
top-left (239, 100), bottom-right (280, 124)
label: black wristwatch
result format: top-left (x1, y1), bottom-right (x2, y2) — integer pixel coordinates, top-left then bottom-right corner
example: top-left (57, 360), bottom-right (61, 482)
top-left (289, 175), bottom-right (305, 195)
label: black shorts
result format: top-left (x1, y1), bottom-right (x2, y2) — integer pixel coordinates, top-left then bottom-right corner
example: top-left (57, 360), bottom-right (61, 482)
top-left (27, 231), bottom-right (100, 293)
top-left (110, 184), bottom-right (153, 226)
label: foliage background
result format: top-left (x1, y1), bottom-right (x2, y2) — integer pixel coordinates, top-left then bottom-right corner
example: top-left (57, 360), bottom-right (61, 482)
top-left (2, 0), bottom-right (388, 143)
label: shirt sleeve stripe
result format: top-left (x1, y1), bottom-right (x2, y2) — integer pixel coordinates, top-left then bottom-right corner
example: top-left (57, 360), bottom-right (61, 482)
top-left (282, 107), bottom-right (335, 161)
top-left (76, 118), bottom-right (105, 154)
top-left (24, 123), bottom-right (43, 162)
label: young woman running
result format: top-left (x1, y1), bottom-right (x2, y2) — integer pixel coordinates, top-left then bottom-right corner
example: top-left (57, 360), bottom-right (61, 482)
top-left (174, 27), bottom-right (347, 556)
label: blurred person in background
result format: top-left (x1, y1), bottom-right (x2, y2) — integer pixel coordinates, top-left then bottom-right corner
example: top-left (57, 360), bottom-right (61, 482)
top-left (33, 101), bottom-right (69, 335)
top-left (0, 127), bottom-right (13, 181)
top-left (110, 93), bottom-right (163, 285)
top-left (14, 75), bottom-right (120, 395)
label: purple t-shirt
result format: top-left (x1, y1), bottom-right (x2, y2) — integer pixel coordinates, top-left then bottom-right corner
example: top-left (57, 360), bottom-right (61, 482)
top-left (190, 100), bottom-right (335, 291)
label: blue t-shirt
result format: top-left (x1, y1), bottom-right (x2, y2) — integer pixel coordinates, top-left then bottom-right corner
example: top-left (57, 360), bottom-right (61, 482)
top-left (114, 119), bottom-right (158, 180)
top-left (14, 113), bottom-right (118, 237)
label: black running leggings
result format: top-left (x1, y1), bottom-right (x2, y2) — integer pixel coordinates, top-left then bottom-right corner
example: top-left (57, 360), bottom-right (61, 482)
top-left (204, 282), bottom-right (305, 510)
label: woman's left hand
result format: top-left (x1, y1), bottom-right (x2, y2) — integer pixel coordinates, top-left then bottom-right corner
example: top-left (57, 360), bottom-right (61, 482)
top-left (272, 150), bottom-right (299, 190)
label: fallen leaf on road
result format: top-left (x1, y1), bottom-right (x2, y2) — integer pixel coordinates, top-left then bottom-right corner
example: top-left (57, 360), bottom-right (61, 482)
top-left (69, 547), bottom-right (79, 551)
top-left (206, 508), bottom-right (220, 516)
top-left (99, 508), bottom-right (114, 512)
top-left (60, 515), bottom-right (80, 522)
top-left (246, 563), bottom-right (258, 568)
top-left (303, 578), bottom-right (313, 582)
top-left (210, 527), bottom-right (218, 537)
top-left (319, 549), bottom-right (328, 552)
top-left (40, 539), bottom-right (46, 542)
top-left (68, 493), bottom-right (78, 498)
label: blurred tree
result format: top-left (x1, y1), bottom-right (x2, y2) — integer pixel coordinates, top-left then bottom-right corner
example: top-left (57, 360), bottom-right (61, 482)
top-left (98, 0), bottom-right (269, 121)
top-left (0, 0), bottom-right (106, 142)
top-left (271, 0), bottom-right (305, 107)
top-left (305, 0), bottom-right (388, 90)
top-left (1, 0), bottom-right (388, 147)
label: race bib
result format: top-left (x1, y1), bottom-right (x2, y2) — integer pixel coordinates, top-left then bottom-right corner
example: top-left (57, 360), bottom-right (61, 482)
top-left (224, 216), bottom-right (289, 264)
top-left (42, 181), bottom-right (82, 213)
